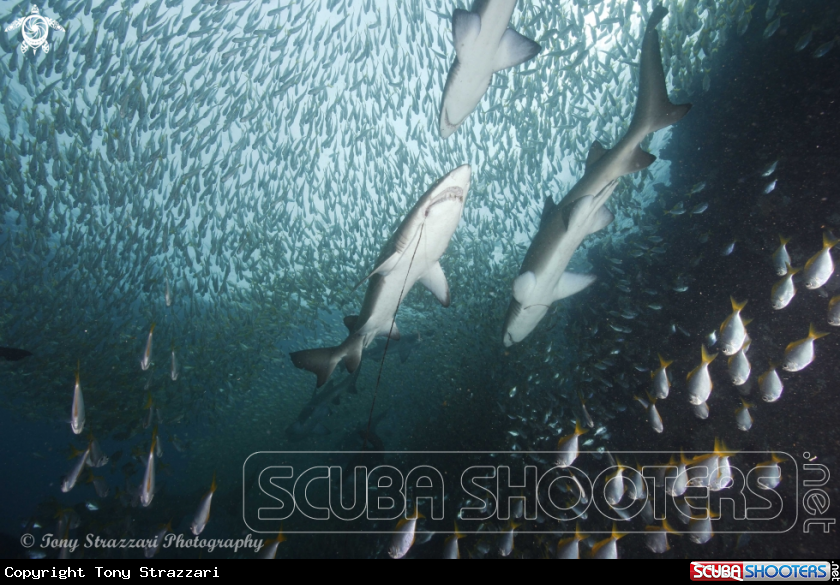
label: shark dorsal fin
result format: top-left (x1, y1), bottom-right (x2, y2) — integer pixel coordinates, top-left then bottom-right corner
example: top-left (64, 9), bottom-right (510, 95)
top-left (540, 197), bottom-right (557, 228)
top-left (344, 315), bottom-right (358, 333)
top-left (585, 141), bottom-right (608, 171)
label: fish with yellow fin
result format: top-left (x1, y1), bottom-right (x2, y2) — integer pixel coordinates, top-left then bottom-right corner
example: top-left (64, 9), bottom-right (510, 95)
top-left (389, 506), bottom-right (424, 559)
top-left (650, 354), bottom-right (673, 399)
top-left (139, 430), bottom-right (157, 507)
top-left (141, 323), bottom-right (156, 371)
top-left (728, 340), bottom-right (751, 385)
top-left (783, 323), bottom-right (829, 372)
top-left (556, 420), bottom-right (587, 468)
top-left (257, 530), bottom-right (286, 559)
top-left (828, 296), bottom-right (840, 326)
top-left (771, 263), bottom-right (801, 310)
top-left (735, 399), bottom-right (754, 431)
top-left (772, 235), bottom-right (791, 275)
top-left (498, 520), bottom-right (520, 557)
top-left (591, 524), bottom-right (627, 559)
top-left (687, 345), bottom-right (717, 405)
top-left (755, 453), bottom-right (785, 490)
top-left (190, 472), bottom-right (217, 536)
top-left (556, 524), bottom-right (586, 559)
top-left (442, 524), bottom-right (465, 559)
top-left (803, 232), bottom-right (839, 289)
top-left (720, 297), bottom-right (750, 355)
top-left (70, 364), bottom-right (85, 435)
top-left (758, 361), bottom-right (784, 402)
top-left (645, 519), bottom-right (679, 553)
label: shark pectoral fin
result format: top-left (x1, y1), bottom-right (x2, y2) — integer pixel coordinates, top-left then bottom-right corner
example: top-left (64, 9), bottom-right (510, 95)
top-left (589, 206), bottom-right (614, 234)
top-left (619, 146), bottom-right (656, 175)
top-left (452, 9), bottom-right (481, 61)
top-left (513, 271), bottom-right (537, 304)
top-left (555, 272), bottom-right (597, 301)
top-left (585, 141), bottom-right (608, 170)
top-left (291, 347), bottom-right (344, 388)
top-left (419, 261), bottom-right (451, 307)
top-left (343, 315), bottom-right (359, 333)
top-left (378, 322), bottom-right (401, 341)
top-left (493, 28), bottom-right (542, 72)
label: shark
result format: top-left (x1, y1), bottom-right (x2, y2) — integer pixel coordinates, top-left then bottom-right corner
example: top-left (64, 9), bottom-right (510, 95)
top-left (291, 165), bottom-right (471, 387)
top-left (438, 0), bottom-right (541, 139)
top-left (502, 4), bottom-right (692, 347)
top-left (285, 367), bottom-right (361, 441)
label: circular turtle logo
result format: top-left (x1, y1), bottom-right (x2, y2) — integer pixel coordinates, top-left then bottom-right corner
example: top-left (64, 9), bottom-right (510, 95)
top-left (5, 5), bottom-right (64, 54)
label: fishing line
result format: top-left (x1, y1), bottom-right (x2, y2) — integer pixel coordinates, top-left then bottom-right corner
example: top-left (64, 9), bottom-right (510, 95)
top-left (363, 221), bottom-right (425, 450)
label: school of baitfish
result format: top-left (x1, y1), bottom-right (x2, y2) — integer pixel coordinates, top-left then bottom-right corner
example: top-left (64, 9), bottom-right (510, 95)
top-left (1, 0), bottom-right (837, 560)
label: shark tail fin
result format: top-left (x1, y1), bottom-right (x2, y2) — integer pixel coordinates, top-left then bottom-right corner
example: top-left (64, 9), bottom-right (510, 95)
top-left (291, 336), bottom-right (364, 388)
top-left (633, 5), bottom-right (692, 137)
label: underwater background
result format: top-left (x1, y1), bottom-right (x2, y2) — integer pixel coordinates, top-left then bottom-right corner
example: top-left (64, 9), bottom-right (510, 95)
top-left (0, 0), bottom-right (838, 559)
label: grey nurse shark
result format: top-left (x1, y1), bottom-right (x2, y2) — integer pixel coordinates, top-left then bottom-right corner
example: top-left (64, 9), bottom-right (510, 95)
top-left (439, 0), bottom-right (541, 139)
top-left (292, 165), bottom-right (471, 387)
top-left (502, 4), bottom-right (692, 347)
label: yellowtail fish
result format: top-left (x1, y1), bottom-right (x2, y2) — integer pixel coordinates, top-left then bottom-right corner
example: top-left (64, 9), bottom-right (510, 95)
top-left (442, 524), bottom-right (465, 559)
top-left (687, 345), bottom-right (717, 405)
top-left (782, 323), bottom-right (829, 372)
top-left (644, 519), bottom-right (679, 554)
top-left (728, 340), bottom-right (751, 385)
top-left (755, 453), bottom-right (785, 490)
top-left (143, 393), bottom-right (154, 430)
top-left (828, 296), bottom-right (840, 326)
top-left (144, 521), bottom-right (171, 559)
top-left (170, 350), bottom-right (179, 381)
top-left (190, 472), bottom-right (217, 536)
top-left (710, 439), bottom-right (736, 491)
top-left (70, 366), bottom-right (85, 435)
top-left (61, 443), bottom-right (90, 493)
top-left (803, 232), bottom-right (840, 289)
top-left (556, 420), bottom-right (587, 468)
top-left (497, 520), bottom-right (520, 557)
top-left (758, 362), bottom-right (784, 402)
top-left (591, 524), bottom-right (626, 559)
top-left (665, 453), bottom-right (688, 498)
top-left (140, 431), bottom-right (156, 507)
top-left (650, 354), bottom-right (672, 399)
top-left (634, 393), bottom-right (663, 433)
top-left (688, 507), bottom-right (718, 544)
top-left (257, 530), bottom-right (286, 559)
top-left (720, 297), bottom-right (749, 355)
top-left (772, 235), bottom-right (791, 275)
top-left (605, 460), bottom-right (628, 506)
top-left (389, 507), bottom-right (424, 559)
top-left (140, 323), bottom-right (156, 371)
top-left (771, 263), bottom-right (801, 310)
top-left (556, 525), bottom-right (586, 559)
top-left (735, 399), bottom-right (754, 431)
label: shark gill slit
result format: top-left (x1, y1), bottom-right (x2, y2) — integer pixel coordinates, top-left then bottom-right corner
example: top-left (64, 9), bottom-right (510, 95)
top-left (363, 220), bottom-right (426, 450)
